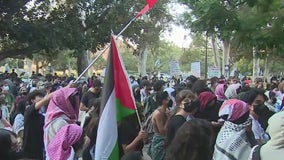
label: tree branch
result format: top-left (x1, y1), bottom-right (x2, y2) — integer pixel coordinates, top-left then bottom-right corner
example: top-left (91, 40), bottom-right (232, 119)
top-left (0, 47), bottom-right (39, 60)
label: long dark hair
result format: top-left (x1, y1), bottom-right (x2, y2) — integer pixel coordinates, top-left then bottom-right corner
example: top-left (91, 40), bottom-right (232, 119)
top-left (85, 116), bottom-right (99, 146)
top-left (15, 99), bottom-right (27, 116)
top-left (0, 129), bottom-right (18, 160)
top-left (166, 119), bottom-right (214, 160)
top-left (192, 80), bottom-right (210, 95)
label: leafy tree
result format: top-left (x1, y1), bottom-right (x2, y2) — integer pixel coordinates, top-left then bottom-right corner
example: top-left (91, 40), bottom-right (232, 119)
top-left (0, 0), bottom-right (172, 76)
top-left (231, 0), bottom-right (284, 78)
top-left (179, 0), bottom-right (284, 79)
top-left (179, 34), bottom-right (215, 76)
top-left (179, 0), bottom-right (244, 75)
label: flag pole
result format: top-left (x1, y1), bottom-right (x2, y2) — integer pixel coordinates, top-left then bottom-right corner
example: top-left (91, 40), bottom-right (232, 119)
top-left (74, 16), bottom-right (137, 83)
top-left (135, 107), bottom-right (143, 129)
top-left (74, 15), bottom-right (143, 129)
top-left (117, 16), bottom-right (144, 129)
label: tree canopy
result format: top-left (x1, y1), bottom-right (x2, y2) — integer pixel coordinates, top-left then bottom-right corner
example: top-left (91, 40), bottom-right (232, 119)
top-left (179, 0), bottom-right (284, 76)
top-left (0, 0), bottom-right (171, 74)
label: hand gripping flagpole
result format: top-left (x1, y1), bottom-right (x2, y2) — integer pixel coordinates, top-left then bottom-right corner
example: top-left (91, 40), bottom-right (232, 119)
top-left (74, 16), bottom-right (137, 83)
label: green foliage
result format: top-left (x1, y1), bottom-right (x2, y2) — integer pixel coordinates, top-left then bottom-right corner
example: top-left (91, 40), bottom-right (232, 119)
top-left (179, 34), bottom-right (214, 74)
top-left (147, 41), bottom-right (183, 73)
top-left (179, 0), bottom-right (284, 75)
top-left (51, 50), bottom-right (77, 71)
top-left (0, 0), bottom-right (172, 74)
top-left (234, 58), bottom-right (253, 75)
top-left (119, 40), bottom-right (183, 74)
top-left (180, 0), bottom-right (241, 40)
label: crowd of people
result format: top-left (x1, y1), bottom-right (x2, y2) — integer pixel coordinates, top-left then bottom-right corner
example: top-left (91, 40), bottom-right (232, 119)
top-left (0, 69), bottom-right (284, 160)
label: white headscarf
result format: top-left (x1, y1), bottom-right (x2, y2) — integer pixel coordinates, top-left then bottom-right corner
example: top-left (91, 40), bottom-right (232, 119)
top-left (224, 83), bottom-right (241, 99)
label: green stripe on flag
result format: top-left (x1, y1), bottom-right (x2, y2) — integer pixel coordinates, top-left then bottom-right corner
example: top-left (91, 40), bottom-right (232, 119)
top-left (116, 99), bottom-right (135, 122)
top-left (109, 141), bottom-right (119, 160)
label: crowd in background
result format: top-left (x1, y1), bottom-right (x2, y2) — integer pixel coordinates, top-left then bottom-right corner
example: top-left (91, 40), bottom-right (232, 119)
top-left (0, 69), bottom-right (284, 160)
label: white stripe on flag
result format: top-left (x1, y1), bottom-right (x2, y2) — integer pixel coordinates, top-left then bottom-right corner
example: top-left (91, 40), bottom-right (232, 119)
top-left (95, 90), bottom-right (117, 160)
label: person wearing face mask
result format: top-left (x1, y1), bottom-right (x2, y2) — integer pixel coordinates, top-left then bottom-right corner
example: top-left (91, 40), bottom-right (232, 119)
top-left (238, 89), bottom-right (273, 144)
top-left (16, 87), bottom-right (28, 104)
top-left (249, 111), bottom-right (284, 160)
top-left (196, 91), bottom-right (218, 122)
top-left (196, 91), bottom-right (222, 139)
top-left (166, 90), bottom-right (199, 146)
top-left (213, 99), bottom-right (256, 160)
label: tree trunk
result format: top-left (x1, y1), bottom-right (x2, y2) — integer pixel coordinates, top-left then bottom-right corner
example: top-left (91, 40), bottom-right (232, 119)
top-left (85, 50), bottom-right (93, 77)
top-left (211, 35), bottom-right (220, 67)
top-left (35, 59), bottom-right (39, 74)
top-left (137, 46), bottom-right (148, 77)
top-left (205, 34), bottom-right (208, 79)
top-left (222, 40), bottom-right (230, 77)
top-left (77, 52), bottom-right (83, 76)
top-left (257, 56), bottom-right (260, 76)
top-left (264, 53), bottom-right (269, 78)
top-left (68, 59), bottom-right (72, 76)
top-left (252, 47), bottom-right (257, 84)
top-left (76, 50), bottom-right (90, 77)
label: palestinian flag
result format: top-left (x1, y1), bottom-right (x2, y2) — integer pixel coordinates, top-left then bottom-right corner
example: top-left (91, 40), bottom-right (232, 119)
top-left (95, 36), bottom-right (136, 160)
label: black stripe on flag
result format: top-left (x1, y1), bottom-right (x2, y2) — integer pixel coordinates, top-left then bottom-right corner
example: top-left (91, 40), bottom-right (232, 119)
top-left (99, 38), bottom-right (114, 116)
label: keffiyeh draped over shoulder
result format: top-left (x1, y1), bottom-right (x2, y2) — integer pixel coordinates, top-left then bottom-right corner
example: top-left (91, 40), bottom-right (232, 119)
top-left (213, 99), bottom-right (252, 160)
top-left (44, 87), bottom-right (80, 149)
top-left (213, 120), bottom-right (252, 160)
top-left (47, 124), bottom-right (83, 160)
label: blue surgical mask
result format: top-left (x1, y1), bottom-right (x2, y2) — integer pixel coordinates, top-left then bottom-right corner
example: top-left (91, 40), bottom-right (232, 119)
top-left (3, 85), bottom-right (9, 91)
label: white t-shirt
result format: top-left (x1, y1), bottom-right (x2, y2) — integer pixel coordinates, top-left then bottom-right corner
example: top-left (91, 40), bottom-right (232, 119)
top-left (250, 115), bottom-right (269, 141)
